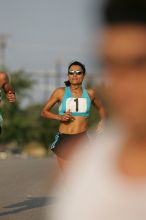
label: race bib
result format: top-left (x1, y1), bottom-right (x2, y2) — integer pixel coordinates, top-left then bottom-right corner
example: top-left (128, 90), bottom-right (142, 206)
top-left (66, 98), bottom-right (87, 113)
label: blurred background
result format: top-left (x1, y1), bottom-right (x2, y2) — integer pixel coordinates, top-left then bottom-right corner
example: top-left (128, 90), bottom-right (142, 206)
top-left (0, 0), bottom-right (105, 158)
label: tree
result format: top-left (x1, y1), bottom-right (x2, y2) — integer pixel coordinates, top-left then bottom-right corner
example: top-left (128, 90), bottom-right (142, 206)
top-left (0, 70), bottom-right (34, 150)
top-left (0, 70), bottom-right (59, 153)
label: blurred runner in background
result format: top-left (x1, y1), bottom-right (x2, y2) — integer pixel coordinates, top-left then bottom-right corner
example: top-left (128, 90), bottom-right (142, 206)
top-left (0, 71), bottom-right (16, 134)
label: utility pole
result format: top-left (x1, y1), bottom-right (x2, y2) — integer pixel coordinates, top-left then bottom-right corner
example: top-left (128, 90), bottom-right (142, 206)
top-left (55, 59), bottom-right (62, 88)
top-left (0, 34), bottom-right (10, 69)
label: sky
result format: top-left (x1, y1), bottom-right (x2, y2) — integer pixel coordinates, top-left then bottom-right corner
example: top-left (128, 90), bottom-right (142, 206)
top-left (0, 0), bottom-right (100, 73)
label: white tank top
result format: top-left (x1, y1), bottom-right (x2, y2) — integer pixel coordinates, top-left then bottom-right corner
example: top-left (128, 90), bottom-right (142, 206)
top-left (51, 126), bottom-right (146, 220)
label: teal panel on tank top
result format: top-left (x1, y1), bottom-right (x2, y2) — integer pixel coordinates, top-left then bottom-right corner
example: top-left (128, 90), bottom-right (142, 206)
top-left (59, 87), bottom-right (91, 117)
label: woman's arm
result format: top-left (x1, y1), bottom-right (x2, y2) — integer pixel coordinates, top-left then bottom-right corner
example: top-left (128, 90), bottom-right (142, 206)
top-left (41, 88), bottom-right (63, 121)
top-left (0, 72), bottom-right (16, 103)
top-left (41, 88), bottom-right (74, 122)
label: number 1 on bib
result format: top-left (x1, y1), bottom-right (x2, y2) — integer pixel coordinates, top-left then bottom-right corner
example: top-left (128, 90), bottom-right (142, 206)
top-left (74, 98), bottom-right (79, 112)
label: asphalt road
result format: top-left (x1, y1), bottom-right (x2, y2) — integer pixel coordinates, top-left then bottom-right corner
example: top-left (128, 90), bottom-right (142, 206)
top-left (0, 157), bottom-right (59, 220)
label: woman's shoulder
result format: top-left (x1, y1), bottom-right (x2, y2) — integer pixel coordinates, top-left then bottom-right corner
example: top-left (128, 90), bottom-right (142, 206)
top-left (52, 87), bottom-right (66, 98)
top-left (55, 87), bottom-right (65, 92)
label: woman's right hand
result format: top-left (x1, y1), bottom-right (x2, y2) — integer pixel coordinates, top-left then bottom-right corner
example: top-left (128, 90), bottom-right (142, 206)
top-left (60, 110), bottom-right (74, 122)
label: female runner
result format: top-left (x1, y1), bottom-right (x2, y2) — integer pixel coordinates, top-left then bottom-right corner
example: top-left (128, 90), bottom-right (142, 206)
top-left (41, 61), bottom-right (105, 170)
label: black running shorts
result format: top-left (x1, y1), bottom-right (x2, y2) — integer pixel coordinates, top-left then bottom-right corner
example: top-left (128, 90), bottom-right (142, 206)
top-left (50, 131), bottom-right (89, 159)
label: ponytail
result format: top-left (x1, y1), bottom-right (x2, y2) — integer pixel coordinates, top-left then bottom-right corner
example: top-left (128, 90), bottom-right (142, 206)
top-left (64, 80), bottom-right (71, 87)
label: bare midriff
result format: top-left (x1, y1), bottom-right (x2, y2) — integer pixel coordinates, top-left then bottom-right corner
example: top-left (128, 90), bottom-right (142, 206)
top-left (59, 116), bottom-right (88, 134)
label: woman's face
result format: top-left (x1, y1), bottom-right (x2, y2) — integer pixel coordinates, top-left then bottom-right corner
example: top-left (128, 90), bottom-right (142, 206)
top-left (68, 65), bottom-right (85, 85)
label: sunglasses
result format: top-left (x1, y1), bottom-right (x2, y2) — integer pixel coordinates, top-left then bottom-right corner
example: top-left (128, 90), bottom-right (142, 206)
top-left (68, 70), bottom-right (83, 75)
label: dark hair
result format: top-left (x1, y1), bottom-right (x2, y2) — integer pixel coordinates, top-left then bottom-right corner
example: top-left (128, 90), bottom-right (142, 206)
top-left (64, 61), bottom-right (86, 87)
top-left (103, 0), bottom-right (146, 25)
top-left (68, 61), bottom-right (86, 74)
top-left (64, 80), bottom-right (71, 87)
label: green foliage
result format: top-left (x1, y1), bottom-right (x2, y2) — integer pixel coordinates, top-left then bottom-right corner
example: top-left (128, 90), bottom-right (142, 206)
top-left (10, 70), bottom-right (35, 102)
top-left (0, 70), bottom-right (59, 151)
